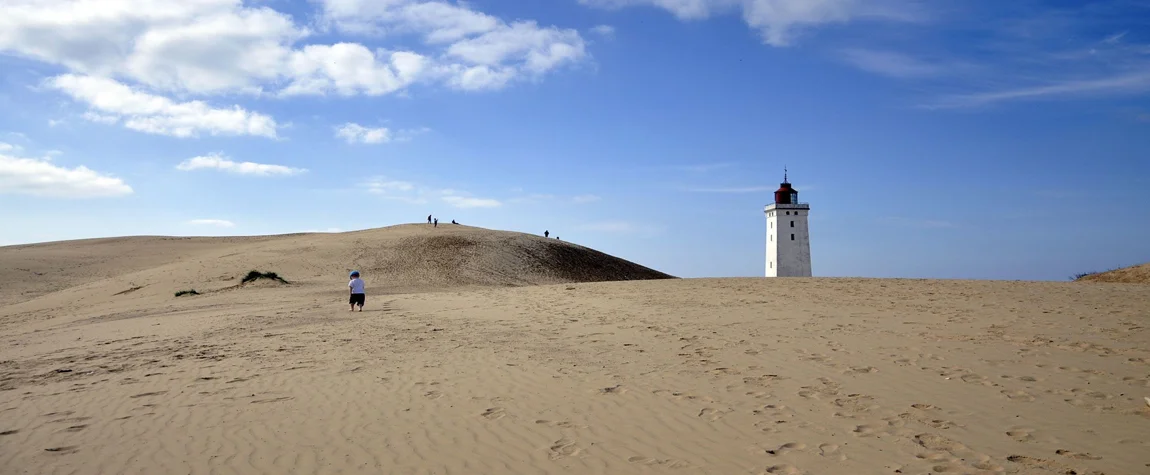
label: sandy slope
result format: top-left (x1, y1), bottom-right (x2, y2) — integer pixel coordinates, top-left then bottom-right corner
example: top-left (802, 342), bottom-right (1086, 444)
top-left (0, 224), bottom-right (672, 307)
top-left (2, 229), bottom-right (1149, 475)
top-left (1077, 262), bottom-right (1150, 284)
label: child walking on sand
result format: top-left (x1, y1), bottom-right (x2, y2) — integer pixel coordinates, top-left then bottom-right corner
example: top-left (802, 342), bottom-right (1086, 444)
top-left (348, 270), bottom-right (365, 312)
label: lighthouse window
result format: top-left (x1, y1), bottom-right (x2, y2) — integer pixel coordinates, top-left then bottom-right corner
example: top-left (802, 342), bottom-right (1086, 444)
top-left (770, 261), bottom-right (773, 268)
top-left (790, 221), bottom-right (794, 227)
top-left (791, 234), bottom-right (795, 241)
top-left (786, 211), bottom-right (790, 215)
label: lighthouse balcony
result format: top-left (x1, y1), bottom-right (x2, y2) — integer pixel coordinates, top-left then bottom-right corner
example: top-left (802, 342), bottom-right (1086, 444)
top-left (764, 203), bottom-right (810, 210)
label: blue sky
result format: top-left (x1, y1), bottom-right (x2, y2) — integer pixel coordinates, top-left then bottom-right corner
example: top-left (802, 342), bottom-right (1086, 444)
top-left (1, 0), bottom-right (1148, 281)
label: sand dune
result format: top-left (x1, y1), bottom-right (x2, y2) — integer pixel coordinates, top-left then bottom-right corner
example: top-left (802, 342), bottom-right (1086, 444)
top-left (2, 227), bottom-right (1148, 475)
top-left (1077, 262), bottom-right (1150, 285)
top-left (0, 224), bottom-right (672, 307)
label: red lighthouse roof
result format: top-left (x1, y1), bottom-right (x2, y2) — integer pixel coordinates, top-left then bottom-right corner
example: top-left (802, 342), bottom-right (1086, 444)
top-left (773, 168), bottom-right (799, 204)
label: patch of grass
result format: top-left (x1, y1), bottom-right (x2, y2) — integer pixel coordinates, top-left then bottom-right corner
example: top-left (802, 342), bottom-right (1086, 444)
top-left (1071, 268), bottom-right (1120, 281)
top-left (175, 289), bottom-right (200, 297)
top-left (241, 270), bottom-right (290, 285)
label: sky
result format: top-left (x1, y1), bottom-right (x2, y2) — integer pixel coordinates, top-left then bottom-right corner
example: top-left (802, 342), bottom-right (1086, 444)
top-left (1, 0), bottom-right (1148, 281)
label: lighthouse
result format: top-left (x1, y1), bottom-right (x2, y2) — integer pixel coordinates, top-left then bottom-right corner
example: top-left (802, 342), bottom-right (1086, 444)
top-left (764, 170), bottom-right (812, 277)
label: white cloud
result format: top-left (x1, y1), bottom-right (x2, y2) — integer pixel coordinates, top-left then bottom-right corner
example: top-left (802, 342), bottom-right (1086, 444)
top-left (176, 152), bottom-right (305, 176)
top-left (318, 1), bottom-right (588, 90)
top-left (188, 219), bottom-right (235, 227)
top-left (366, 179), bottom-right (416, 193)
top-left (82, 111), bottom-right (120, 125)
top-left (50, 75), bottom-right (278, 138)
top-left (2, 0), bottom-right (587, 101)
top-left (442, 194), bottom-right (501, 209)
top-left (336, 123), bottom-right (392, 144)
top-left (840, 49), bottom-right (942, 79)
top-left (928, 71), bottom-right (1150, 109)
top-left (321, 0), bottom-right (501, 41)
top-left (573, 194), bottom-right (602, 203)
top-left (335, 122), bottom-right (428, 145)
top-left (364, 177), bottom-right (499, 208)
top-left (1103, 31), bottom-right (1127, 45)
top-left (394, 127), bottom-right (432, 142)
top-left (591, 25), bottom-right (616, 38)
top-left (0, 142), bottom-right (22, 153)
top-left (1, 0), bottom-right (304, 95)
top-left (579, 0), bottom-right (919, 46)
top-left (282, 44), bottom-right (429, 97)
top-left (0, 152), bottom-right (133, 198)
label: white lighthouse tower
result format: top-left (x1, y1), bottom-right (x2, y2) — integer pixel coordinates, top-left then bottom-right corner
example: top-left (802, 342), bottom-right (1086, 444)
top-left (765, 169), bottom-right (811, 277)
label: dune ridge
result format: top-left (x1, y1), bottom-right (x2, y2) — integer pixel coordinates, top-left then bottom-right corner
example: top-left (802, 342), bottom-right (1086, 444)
top-left (0, 224), bottom-right (673, 307)
top-left (1076, 262), bottom-right (1150, 284)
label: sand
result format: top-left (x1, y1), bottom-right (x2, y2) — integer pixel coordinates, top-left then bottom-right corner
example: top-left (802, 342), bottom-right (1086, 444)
top-left (1078, 262), bottom-right (1150, 285)
top-left (2, 227), bottom-right (1148, 475)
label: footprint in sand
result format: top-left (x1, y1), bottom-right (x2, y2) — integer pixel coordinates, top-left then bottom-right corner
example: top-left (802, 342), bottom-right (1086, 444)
top-left (423, 390), bottom-right (443, 400)
top-left (1007, 455), bottom-right (1070, 472)
top-left (130, 391), bottom-right (167, 398)
top-left (481, 407), bottom-right (505, 420)
top-left (0, 429), bottom-right (18, 436)
top-left (852, 424), bottom-right (882, 437)
top-left (1055, 449), bottom-right (1102, 460)
top-left (548, 438), bottom-right (581, 460)
top-left (62, 424), bottom-right (87, 433)
top-left (914, 433), bottom-right (967, 452)
top-left (44, 446), bottom-right (79, 454)
top-left (845, 366), bottom-right (878, 374)
top-left (930, 463), bottom-right (966, 472)
top-left (765, 442), bottom-right (806, 455)
top-left (698, 407), bottom-right (730, 422)
top-left (764, 464), bottom-right (802, 474)
top-left (1001, 389), bottom-right (1036, 402)
top-left (535, 420), bottom-right (586, 429)
top-left (628, 455), bottom-right (691, 468)
top-left (916, 452), bottom-right (953, 463)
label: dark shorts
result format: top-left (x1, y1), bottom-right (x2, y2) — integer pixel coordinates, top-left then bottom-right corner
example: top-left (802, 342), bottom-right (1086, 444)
top-left (350, 293), bottom-right (366, 306)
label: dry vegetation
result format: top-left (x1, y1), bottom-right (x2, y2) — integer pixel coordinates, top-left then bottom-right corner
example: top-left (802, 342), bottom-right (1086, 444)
top-left (1075, 262), bottom-right (1150, 284)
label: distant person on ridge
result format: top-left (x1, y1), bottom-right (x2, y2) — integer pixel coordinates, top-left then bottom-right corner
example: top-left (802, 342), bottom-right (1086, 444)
top-left (427, 215), bottom-right (432, 224)
top-left (434, 218), bottom-right (438, 228)
top-left (348, 271), bottom-right (366, 312)
top-left (544, 230), bottom-right (549, 238)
